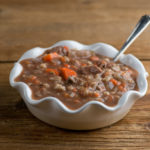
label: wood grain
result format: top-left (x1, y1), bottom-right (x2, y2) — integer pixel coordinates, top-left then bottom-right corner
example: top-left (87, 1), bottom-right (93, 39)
top-left (1, 0), bottom-right (150, 149)
top-left (0, 0), bottom-right (150, 61)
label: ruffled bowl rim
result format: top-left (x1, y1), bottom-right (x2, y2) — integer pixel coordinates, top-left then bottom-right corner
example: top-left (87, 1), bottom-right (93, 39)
top-left (9, 40), bottom-right (148, 114)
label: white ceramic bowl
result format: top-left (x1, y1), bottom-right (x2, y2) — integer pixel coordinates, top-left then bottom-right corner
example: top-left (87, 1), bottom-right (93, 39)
top-left (9, 40), bottom-right (148, 130)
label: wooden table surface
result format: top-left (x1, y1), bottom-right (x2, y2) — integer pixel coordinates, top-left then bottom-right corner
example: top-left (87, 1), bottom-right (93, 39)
top-left (0, 0), bottom-right (150, 149)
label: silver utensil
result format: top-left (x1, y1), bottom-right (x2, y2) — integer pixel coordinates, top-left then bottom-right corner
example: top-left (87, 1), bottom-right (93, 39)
top-left (113, 15), bottom-right (150, 62)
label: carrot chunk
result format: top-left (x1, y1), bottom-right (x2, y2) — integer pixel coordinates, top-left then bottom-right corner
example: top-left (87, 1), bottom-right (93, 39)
top-left (60, 57), bottom-right (65, 63)
top-left (29, 75), bottom-right (40, 84)
top-left (81, 63), bottom-right (87, 66)
top-left (30, 75), bottom-right (37, 81)
top-left (103, 71), bottom-right (110, 77)
top-left (90, 56), bottom-right (99, 61)
top-left (43, 52), bottom-right (59, 62)
top-left (60, 67), bottom-right (77, 80)
top-left (118, 85), bottom-right (124, 92)
top-left (34, 79), bottom-right (40, 84)
top-left (63, 46), bottom-right (69, 51)
top-left (64, 64), bottom-right (70, 68)
top-left (93, 92), bottom-right (100, 97)
top-left (71, 65), bottom-right (77, 70)
top-left (118, 84), bottom-right (126, 92)
top-left (110, 78), bottom-right (118, 86)
top-left (74, 99), bottom-right (80, 103)
top-left (64, 93), bottom-right (70, 98)
top-left (46, 68), bottom-right (59, 75)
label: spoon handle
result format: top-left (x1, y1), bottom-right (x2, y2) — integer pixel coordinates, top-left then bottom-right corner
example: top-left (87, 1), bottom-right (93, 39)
top-left (113, 15), bottom-right (150, 62)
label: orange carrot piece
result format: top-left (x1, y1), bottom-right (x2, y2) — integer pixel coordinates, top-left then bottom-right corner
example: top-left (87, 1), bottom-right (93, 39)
top-left (110, 78), bottom-right (118, 86)
top-left (30, 75), bottom-right (37, 81)
top-left (63, 46), bottom-right (69, 51)
top-left (93, 93), bottom-right (100, 97)
top-left (60, 57), bottom-right (65, 63)
top-left (60, 67), bottom-right (77, 80)
top-left (81, 63), bottom-right (87, 66)
top-left (103, 71), bottom-right (110, 77)
top-left (74, 99), bottom-right (80, 103)
top-left (43, 52), bottom-right (59, 62)
top-left (34, 79), bottom-right (40, 84)
top-left (121, 72), bottom-right (126, 76)
top-left (90, 56), bottom-right (99, 61)
top-left (118, 85), bottom-right (123, 91)
top-left (64, 64), bottom-right (70, 68)
top-left (64, 93), bottom-right (70, 98)
top-left (118, 84), bottom-right (126, 92)
top-left (29, 75), bottom-right (40, 84)
top-left (46, 68), bottom-right (59, 75)
top-left (71, 65), bottom-right (77, 70)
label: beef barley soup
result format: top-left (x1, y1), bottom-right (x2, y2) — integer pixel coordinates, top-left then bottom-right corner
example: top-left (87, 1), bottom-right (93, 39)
top-left (15, 46), bottom-right (138, 110)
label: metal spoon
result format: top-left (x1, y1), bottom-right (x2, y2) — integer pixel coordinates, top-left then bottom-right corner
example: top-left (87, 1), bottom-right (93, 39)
top-left (113, 15), bottom-right (150, 62)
